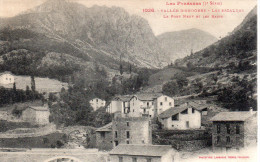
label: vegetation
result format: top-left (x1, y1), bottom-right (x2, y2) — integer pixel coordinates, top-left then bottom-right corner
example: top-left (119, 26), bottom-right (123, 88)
top-left (0, 87), bottom-right (42, 107)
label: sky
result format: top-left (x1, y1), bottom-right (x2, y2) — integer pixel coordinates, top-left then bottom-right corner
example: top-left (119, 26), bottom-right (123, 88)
top-left (0, 0), bottom-right (257, 38)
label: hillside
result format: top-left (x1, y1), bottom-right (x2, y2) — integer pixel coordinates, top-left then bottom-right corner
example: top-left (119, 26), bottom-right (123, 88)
top-left (147, 6), bottom-right (257, 111)
top-left (157, 28), bottom-right (218, 61)
top-left (0, 0), bottom-right (169, 82)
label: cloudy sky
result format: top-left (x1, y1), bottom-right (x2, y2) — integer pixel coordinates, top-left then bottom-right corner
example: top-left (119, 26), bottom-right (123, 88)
top-left (0, 0), bottom-right (257, 38)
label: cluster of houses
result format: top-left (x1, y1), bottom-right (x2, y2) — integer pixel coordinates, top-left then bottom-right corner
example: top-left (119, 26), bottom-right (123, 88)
top-left (94, 93), bottom-right (257, 162)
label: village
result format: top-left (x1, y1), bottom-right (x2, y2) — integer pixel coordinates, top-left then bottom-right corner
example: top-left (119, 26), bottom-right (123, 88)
top-left (0, 71), bottom-right (257, 162)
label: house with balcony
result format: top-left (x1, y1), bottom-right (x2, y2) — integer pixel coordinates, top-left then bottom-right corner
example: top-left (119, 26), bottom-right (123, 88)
top-left (127, 93), bottom-right (174, 118)
top-left (210, 110), bottom-right (257, 152)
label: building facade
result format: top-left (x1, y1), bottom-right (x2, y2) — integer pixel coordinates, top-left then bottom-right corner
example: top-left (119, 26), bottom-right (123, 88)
top-left (0, 71), bottom-right (14, 85)
top-left (89, 98), bottom-right (106, 111)
top-left (106, 95), bottom-right (132, 114)
top-left (109, 144), bottom-right (178, 162)
top-left (159, 105), bottom-right (201, 130)
top-left (210, 111), bottom-right (257, 152)
top-left (127, 94), bottom-right (174, 118)
top-left (112, 116), bottom-right (152, 147)
top-left (96, 123), bottom-right (113, 151)
top-left (22, 106), bottom-right (50, 125)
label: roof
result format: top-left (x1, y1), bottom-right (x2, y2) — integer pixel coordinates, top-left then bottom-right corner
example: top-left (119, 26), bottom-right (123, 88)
top-left (112, 95), bottom-right (133, 102)
top-left (188, 101), bottom-right (209, 111)
top-left (134, 93), bottom-right (164, 101)
top-left (28, 106), bottom-right (49, 111)
top-left (109, 144), bottom-right (174, 157)
top-left (159, 103), bottom-right (202, 119)
top-left (210, 111), bottom-right (257, 121)
top-left (96, 122), bottom-right (112, 132)
top-left (0, 71), bottom-right (13, 75)
top-left (158, 106), bottom-right (187, 119)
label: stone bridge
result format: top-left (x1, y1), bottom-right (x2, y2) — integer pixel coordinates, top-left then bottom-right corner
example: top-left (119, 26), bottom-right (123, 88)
top-left (0, 148), bottom-right (109, 162)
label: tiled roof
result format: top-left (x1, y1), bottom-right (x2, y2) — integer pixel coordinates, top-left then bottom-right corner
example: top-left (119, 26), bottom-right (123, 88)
top-left (188, 101), bottom-right (209, 111)
top-left (113, 95), bottom-right (133, 102)
top-left (109, 144), bottom-right (174, 157)
top-left (158, 105), bottom-right (187, 119)
top-left (28, 106), bottom-right (49, 111)
top-left (134, 93), bottom-right (163, 101)
top-left (96, 122), bottom-right (112, 132)
top-left (210, 111), bottom-right (257, 121)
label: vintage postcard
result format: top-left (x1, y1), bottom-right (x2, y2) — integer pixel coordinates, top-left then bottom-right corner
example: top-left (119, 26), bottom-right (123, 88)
top-left (0, 0), bottom-right (257, 161)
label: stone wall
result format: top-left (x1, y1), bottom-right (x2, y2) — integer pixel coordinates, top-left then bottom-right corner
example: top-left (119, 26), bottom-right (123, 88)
top-left (96, 131), bottom-right (113, 151)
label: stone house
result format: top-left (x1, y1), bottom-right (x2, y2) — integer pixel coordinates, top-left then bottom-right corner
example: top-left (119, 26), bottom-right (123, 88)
top-left (210, 110), bottom-right (257, 152)
top-left (0, 71), bottom-right (14, 85)
top-left (112, 116), bottom-right (152, 147)
top-left (96, 123), bottom-right (113, 151)
top-left (22, 106), bottom-right (50, 125)
top-left (109, 144), bottom-right (178, 162)
top-left (89, 98), bottom-right (106, 111)
top-left (106, 95), bottom-right (132, 114)
top-left (158, 104), bottom-right (201, 130)
top-left (128, 93), bottom-right (174, 118)
top-left (96, 116), bottom-right (152, 151)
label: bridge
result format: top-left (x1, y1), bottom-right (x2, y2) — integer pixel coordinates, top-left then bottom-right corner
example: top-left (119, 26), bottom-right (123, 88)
top-left (0, 148), bottom-right (109, 162)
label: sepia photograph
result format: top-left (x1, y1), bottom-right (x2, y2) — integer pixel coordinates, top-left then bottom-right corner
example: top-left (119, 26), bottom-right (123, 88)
top-left (0, 0), bottom-right (257, 161)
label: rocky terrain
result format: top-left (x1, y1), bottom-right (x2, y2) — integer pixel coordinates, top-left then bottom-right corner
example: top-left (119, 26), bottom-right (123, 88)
top-left (0, 0), bottom-right (169, 75)
top-left (157, 28), bottom-right (218, 61)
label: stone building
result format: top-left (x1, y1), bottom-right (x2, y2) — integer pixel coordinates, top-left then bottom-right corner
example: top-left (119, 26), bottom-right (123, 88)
top-left (89, 98), bottom-right (106, 111)
top-left (0, 71), bottom-right (14, 85)
top-left (210, 110), bottom-right (257, 152)
top-left (96, 123), bottom-right (113, 150)
top-left (158, 104), bottom-right (201, 130)
top-left (22, 106), bottom-right (50, 125)
top-left (112, 116), bottom-right (152, 147)
top-left (109, 144), bottom-right (178, 162)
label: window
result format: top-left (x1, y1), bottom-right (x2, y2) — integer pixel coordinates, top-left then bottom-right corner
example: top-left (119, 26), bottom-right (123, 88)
top-left (226, 124), bottom-right (231, 134)
top-left (216, 136), bottom-right (220, 144)
top-left (115, 141), bottom-right (119, 146)
top-left (217, 124), bottom-right (220, 133)
top-left (115, 131), bottom-right (118, 138)
top-left (226, 136), bottom-right (230, 144)
top-left (146, 158), bottom-right (152, 162)
top-left (171, 114), bottom-right (178, 121)
top-left (181, 109), bottom-right (188, 114)
top-left (132, 157), bottom-right (137, 162)
top-left (169, 102), bottom-right (172, 106)
top-left (192, 108), bottom-right (195, 113)
top-left (160, 102), bottom-right (163, 106)
top-left (96, 99), bottom-right (98, 102)
top-left (236, 125), bottom-right (240, 134)
top-left (126, 140), bottom-right (130, 144)
top-left (127, 122), bottom-right (129, 126)
top-left (119, 156), bottom-right (123, 162)
top-left (165, 97), bottom-right (167, 101)
top-left (101, 132), bottom-right (105, 138)
top-left (126, 131), bottom-right (130, 139)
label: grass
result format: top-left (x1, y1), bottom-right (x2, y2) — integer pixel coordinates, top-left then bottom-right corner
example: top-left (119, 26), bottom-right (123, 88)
top-left (0, 120), bottom-right (38, 133)
top-left (0, 132), bottom-right (67, 148)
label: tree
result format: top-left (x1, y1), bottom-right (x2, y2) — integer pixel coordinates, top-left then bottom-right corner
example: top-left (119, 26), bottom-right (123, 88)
top-left (120, 64), bottom-right (123, 75)
top-left (31, 75), bottom-right (36, 92)
top-left (12, 82), bottom-right (17, 102)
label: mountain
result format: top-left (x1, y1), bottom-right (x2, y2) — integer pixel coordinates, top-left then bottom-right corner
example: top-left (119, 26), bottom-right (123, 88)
top-left (157, 28), bottom-right (218, 61)
top-left (0, 0), bottom-right (169, 80)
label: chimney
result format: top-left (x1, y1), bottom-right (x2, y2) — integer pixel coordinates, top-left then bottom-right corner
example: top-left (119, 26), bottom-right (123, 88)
top-left (249, 107), bottom-right (253, 114)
